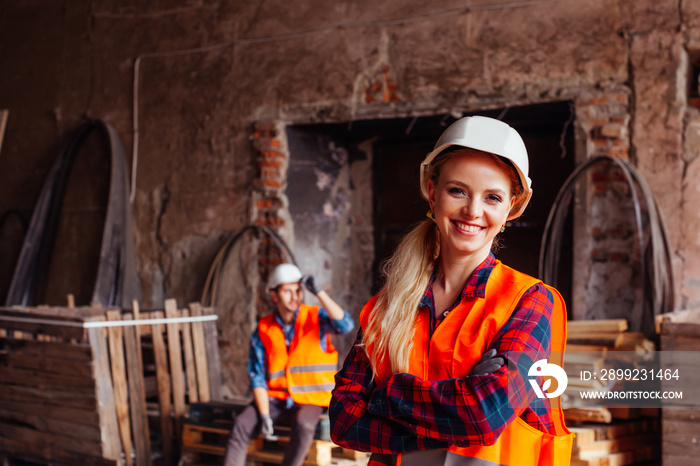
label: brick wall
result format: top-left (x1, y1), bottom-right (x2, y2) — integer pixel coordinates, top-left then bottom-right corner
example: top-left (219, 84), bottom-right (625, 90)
top-left (572, 90), bottom-right (642, 324)
top-left (250, 122), bottom-right (294, 319)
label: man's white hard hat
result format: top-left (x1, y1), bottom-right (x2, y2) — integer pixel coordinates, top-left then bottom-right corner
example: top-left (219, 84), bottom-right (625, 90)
top-left (420, 116), bottom-right (533, 220)
top-left (267, 263), bottom-right (303, 290)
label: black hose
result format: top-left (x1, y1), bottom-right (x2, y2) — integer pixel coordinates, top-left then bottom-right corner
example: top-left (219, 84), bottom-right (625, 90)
top-left (539, 156), bottom-right (673, 335)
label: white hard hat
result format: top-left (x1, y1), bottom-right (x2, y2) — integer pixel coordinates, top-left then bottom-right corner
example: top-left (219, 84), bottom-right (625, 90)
top-left (420, 116), bottom-right (533, 220)
top-left (267, 263), bottom-right (303, 290)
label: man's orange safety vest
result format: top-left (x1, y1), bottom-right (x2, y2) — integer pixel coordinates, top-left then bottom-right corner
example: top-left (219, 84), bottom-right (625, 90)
top-left (360, 261), bottom-right (574, 466)
top-left (259, 304), bottom-right (339, 407)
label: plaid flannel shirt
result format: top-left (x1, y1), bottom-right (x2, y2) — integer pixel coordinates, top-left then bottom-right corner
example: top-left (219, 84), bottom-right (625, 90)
top-left (329, 253), bottom-right (555, 454)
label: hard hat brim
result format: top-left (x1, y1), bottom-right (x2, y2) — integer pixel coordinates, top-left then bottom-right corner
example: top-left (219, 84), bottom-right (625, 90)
top-left (419, 116), bottom-right (533, 221)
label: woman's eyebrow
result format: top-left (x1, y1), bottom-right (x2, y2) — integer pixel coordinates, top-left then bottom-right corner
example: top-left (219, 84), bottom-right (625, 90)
top-left (445, 180), bottom-right (508, 196)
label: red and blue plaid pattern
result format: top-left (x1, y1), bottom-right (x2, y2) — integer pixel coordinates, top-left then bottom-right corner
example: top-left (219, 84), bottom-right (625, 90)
top-left (330, 254), bottom-right (555, 454)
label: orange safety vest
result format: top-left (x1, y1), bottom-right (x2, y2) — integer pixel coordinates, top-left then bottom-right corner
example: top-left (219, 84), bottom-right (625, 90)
top-left (258, 304), bottom-right (339, 407)
top-left (360, 261), bottom-right (574, 466)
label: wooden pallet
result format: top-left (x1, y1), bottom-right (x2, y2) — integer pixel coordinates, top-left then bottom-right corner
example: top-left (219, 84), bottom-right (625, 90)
top-left (0, 300), bottom-right (222, 466)
top-left (180, 422), bottom-right (368, 466)
top-left (568, 416), bottom-right (660, 466)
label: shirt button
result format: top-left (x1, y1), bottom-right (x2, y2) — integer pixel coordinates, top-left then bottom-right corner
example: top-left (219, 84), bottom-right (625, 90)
top-left (442, 311), bottom-right (449, 318)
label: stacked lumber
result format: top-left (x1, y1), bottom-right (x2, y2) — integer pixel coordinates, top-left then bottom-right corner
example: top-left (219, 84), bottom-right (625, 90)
top-left (180, 401), bottom-right (369, 466)
top-left (568, 417), bottom-right (660, 466)
top-left (563, 318), bottom-right (660, 465)
top-left (567, 319), bottom-right (654, 352)
top-left (0, 304), bottom-right (122, 465)
top-left (0, 299), bottom-right (222, 466)
top-left (657, 309), bottom-right (700, 466)
top-left (562, 319), bottom-right (656, 410)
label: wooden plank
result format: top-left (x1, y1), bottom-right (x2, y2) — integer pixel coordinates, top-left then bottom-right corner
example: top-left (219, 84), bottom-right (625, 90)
top-left (246, 436), bottom-right (335, 466)
top-left (567, 319), bottom-right (628, 334)
top-left (165, 299), bottom-right (187, 437)
top-left (181, 310), bottom-right (199, 403)
top-left (566, 333), bottom-right (623, 348)
top-left (661, 334), bottom-right (700, 351)
top-left (607, 407), bottom-right (641, 420)
top-left (564, 407), bottom-right (612, 424)
top-left (572, 445), bottom-right (658, 466)
top-left (87, 326), bottom-right (122, 461)
top-left (663, 406), bottom-right (700, 421)
top-left (0, 366), bottom-right (95, 389)
top-left (5, 352), bottom-right (93, 377)
top-left (0, 319), bottom-right (86, 340)
top-left (0, 337), bottom-right (93, 361)
top-left (122, 313), bottom-right (153, 466)
top-left (332, 447), bottom-right (369, 460)
top-left (190, 302), bottom-right (211, 402)
top-left (0, 398), bottom-right (100, 425)
top-left (660, 321), bottom-right (700, 338)
top-left (573, 432), bottom-right (657, 458)
top-left (0, 383), bottom-right (97, 410)
top-left (0, 436), bottom-right (118, 466)
top-left (151, 310), bottom-right (174, 466)
top-left (1, 423), bottom-right (104, 457)
top-left (181, 423), bottom-right (229, 455)
top-left (106, 310), bottom-right (133, 466)
top-left (565, 344), bottom-right (610, 353)
top-left (0, 406), bottom-right (102, 442)
top-left (202, 307), bottom-right (223, 400)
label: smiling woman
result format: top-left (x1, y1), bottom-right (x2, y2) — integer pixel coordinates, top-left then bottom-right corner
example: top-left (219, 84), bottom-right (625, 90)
top-left (329, 116), bottom-right (575, 466)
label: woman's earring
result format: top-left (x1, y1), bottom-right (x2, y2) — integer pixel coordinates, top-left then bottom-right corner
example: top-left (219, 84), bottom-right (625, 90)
top-left (500, 224), bottom-right (506, 233)
top-left (426, 210), bottom-right (436, 222)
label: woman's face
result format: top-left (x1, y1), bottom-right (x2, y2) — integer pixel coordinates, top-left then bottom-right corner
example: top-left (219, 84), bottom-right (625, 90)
top-left (428, 150), bottom-right (516, 261)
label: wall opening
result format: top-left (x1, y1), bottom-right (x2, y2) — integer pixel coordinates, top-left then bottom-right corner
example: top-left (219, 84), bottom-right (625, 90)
top-left (286, 101), bottom-right (575, 320)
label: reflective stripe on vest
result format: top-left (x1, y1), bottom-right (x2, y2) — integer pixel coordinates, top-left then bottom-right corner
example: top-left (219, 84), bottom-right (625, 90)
top-left (259, 304), bottom-right (339, 406)
top-left (360, 261), bottom-right (574, 466)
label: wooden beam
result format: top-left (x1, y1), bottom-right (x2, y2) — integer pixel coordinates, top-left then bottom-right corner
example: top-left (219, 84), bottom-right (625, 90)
top-left (0, 383), bottom-right (96, 410)
top-left (87, 326), bottom-right (121, 461)
top-left (181, 309), bottom-right (199, 403)
top-left (202, 306), bottom-right (223, 400)
top-left (151, 311), bottom-right (173, 466)
top-left (189, 302), bottom-right (211, 402)
top-left (165, 299), bottom-right (187, 439)
top-left (0, 337), bottom-right (93, 361)
top-left (122, 313), bottom-right (152, 466)
top-left (567, 319), bottom-right (628, 334)
top-left (106, 310), bottom-right (133, 466)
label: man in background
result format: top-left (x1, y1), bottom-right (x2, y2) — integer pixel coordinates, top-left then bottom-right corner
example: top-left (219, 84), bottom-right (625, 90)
top-left (223, 263), bottom-right (354, 466)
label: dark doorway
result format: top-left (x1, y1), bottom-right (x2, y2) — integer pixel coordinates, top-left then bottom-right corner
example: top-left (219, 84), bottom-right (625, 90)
top-left (288, 101), bottom-right (575, 306)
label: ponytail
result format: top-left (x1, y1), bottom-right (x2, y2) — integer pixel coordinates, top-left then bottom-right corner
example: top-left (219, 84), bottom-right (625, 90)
top-left (363, 219), bottom-right (438, 376)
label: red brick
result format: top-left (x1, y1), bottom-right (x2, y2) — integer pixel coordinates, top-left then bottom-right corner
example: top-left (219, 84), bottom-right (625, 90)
top-left (253, 179), bottom-right (285, 189)
top-left (598, 123), bottom-right (624, 139)
top-left (259, 149), bottom-right (286, 159)
top-left (260, 167), bottom-right (282, 179)
top-left (258, 159), bottom-right (284, 168)
top-left (253, 138), bottom-right (283, 150)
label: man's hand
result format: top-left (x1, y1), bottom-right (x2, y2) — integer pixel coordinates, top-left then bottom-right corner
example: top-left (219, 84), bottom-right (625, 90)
top-left (469, 348), bottom-right (505, 376)
top-left (302, 274), bottom-right (321, 295)
top-left (260, 413), bottom-right (277, 440)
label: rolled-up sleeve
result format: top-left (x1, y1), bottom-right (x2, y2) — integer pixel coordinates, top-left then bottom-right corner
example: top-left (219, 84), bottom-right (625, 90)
top-left (248, 328), bottom-right (268, 390)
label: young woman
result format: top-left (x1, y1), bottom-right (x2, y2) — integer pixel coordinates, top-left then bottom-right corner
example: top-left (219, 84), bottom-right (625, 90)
top-left (329, 116), bottom-right (573, 466)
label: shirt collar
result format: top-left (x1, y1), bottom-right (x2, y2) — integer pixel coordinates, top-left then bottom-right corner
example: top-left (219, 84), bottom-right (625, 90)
top-left (274, 308), bottom-right (299, 327)
top-left (420, 253), bottom-right (496, 312)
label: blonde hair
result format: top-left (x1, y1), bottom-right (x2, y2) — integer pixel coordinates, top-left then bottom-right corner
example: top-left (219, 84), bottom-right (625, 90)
top-left (363, 148), bottom-right (524, 377)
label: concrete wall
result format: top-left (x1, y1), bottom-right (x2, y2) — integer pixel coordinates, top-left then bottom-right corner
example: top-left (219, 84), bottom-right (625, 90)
top-left (2, 0), bottom-right (700, 395)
